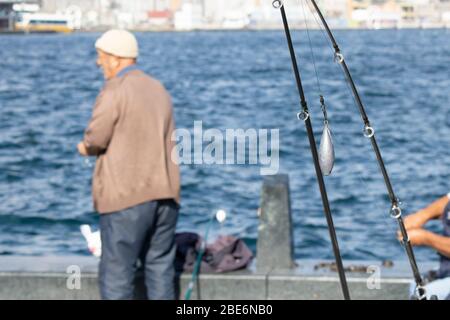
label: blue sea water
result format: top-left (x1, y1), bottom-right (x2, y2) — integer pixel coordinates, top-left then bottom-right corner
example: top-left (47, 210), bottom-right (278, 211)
top-left (0, 30), bottom-right (449, 263)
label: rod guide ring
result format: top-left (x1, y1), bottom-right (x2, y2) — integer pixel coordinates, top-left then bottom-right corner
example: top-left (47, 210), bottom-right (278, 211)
top-left (334, 52), bottom-right (344, 64)
top-left (297, 111), bottom-right (310, 122)
top-left (390, 205), bottom-right (402, 219)
top-left (272, 0), bottom-right (283, 9)
top-left (415, 285), bottom-right (427, 300)
top-left (363, 126), bottom-right (375, 138)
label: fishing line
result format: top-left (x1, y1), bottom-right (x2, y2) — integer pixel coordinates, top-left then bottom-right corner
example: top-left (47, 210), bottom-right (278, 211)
top-left (299, 0), bottom-right (392, 258)
top-left (300, 0), bottom-right (391, 234)
top-left (299, 0), bottom-right (393, 237)
top-left (303, 0), bottom-right (337, 57)
top-left (301, 0), bottom-right (362, 115)
top-left (299, 0), bottom-right (335, 176)
top-left (300, 0), bottom-right (323, 96)
top-left (184, 210), bottom-right (227, 300)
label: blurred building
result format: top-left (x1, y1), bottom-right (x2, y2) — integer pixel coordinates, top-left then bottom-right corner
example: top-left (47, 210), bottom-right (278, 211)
top-left (7, 0), bottom-right (449, 30)
top-left (0, 0), bottom-right (40, 31)
top-left (348, 0), bottom-right (450, 28)
top-left (0, 0), bottom-right (15, 30)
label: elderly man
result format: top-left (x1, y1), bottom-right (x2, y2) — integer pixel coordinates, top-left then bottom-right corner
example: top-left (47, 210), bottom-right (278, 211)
top-left (77, 30), bottom-right (180, 300)
top-left (403, 194), bottom-right (450, 300)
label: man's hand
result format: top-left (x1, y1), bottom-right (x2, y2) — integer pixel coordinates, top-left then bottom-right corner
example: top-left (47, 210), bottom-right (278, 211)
top-left (77, 141), bottom-right (89, 157)
top-left (397, 228), bottom-right (432, 246)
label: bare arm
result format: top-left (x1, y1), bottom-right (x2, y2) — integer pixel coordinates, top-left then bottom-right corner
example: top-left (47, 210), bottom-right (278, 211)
top-left (421, 196), bottom-right (450, 220)
top-left (407, 229), bottom-right (450, 259)
top-left (404, 195), bottom-right (449, 230)
top-left (427, 232), bottom-right (450, 259)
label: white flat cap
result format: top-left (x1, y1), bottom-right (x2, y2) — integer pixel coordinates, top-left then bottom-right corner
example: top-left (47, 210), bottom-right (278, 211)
top-left (95, 29), bottom-right (139, 59)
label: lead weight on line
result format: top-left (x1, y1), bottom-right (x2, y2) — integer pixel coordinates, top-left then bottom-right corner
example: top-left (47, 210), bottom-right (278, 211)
top-left (319, 121), bottom-right (335, 176)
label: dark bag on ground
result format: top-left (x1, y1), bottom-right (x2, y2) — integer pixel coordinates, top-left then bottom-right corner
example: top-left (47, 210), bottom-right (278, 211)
top-left (175, 232), bottom-right (253, 274)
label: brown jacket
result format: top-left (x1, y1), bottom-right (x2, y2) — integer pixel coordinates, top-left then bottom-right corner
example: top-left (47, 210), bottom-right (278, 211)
top-left (83, 69), bottom-right (180, 214)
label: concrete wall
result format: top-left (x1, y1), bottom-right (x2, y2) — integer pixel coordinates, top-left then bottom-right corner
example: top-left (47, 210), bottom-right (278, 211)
top-left (0, 256), bottom-right (437, 300)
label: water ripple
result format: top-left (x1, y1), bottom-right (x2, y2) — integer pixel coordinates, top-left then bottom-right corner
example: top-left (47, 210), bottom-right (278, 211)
top-left (0, 30), bottom-right (448, 261)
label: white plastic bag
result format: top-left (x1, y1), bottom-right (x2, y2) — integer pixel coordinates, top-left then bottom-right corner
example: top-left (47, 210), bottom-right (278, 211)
top-left (80, 225), bottom-right (102, 258)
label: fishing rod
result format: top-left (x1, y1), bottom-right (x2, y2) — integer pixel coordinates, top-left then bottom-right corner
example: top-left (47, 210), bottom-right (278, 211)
top-left (305, 0), bottom-right (427, 300)
top-left (185, 210), bottom-right (227, 300)
top-left (272, 0), bottom-right (350, 300)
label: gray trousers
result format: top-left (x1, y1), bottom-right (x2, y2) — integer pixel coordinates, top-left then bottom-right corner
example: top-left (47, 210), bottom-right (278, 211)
top-left (99, 199), bottom-right (179, 300)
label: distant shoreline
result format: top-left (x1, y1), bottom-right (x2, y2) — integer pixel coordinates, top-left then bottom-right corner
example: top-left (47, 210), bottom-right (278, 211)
top-left (1, 26), bottom-right (448, 35)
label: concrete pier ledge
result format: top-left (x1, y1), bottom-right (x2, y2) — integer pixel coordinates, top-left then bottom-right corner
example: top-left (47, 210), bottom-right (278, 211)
top-left (0, 256), bottom-right (438, 300)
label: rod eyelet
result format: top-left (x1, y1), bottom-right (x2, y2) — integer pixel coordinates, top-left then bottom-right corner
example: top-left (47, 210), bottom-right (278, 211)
top-left (272, 0), bottom-right (283, 9)
top-left (297, 111), bottom-right (309, 122)
top-left (402, 235), bottom-right (410, 244)
top-left (334, 52), bottom-right (344, 64)
top-left (415, 285), bottom-right (427, 300)
top-left (363, 126), bottom-right (375, 138)
top-left (390, 205), bottom-right (402, 219)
